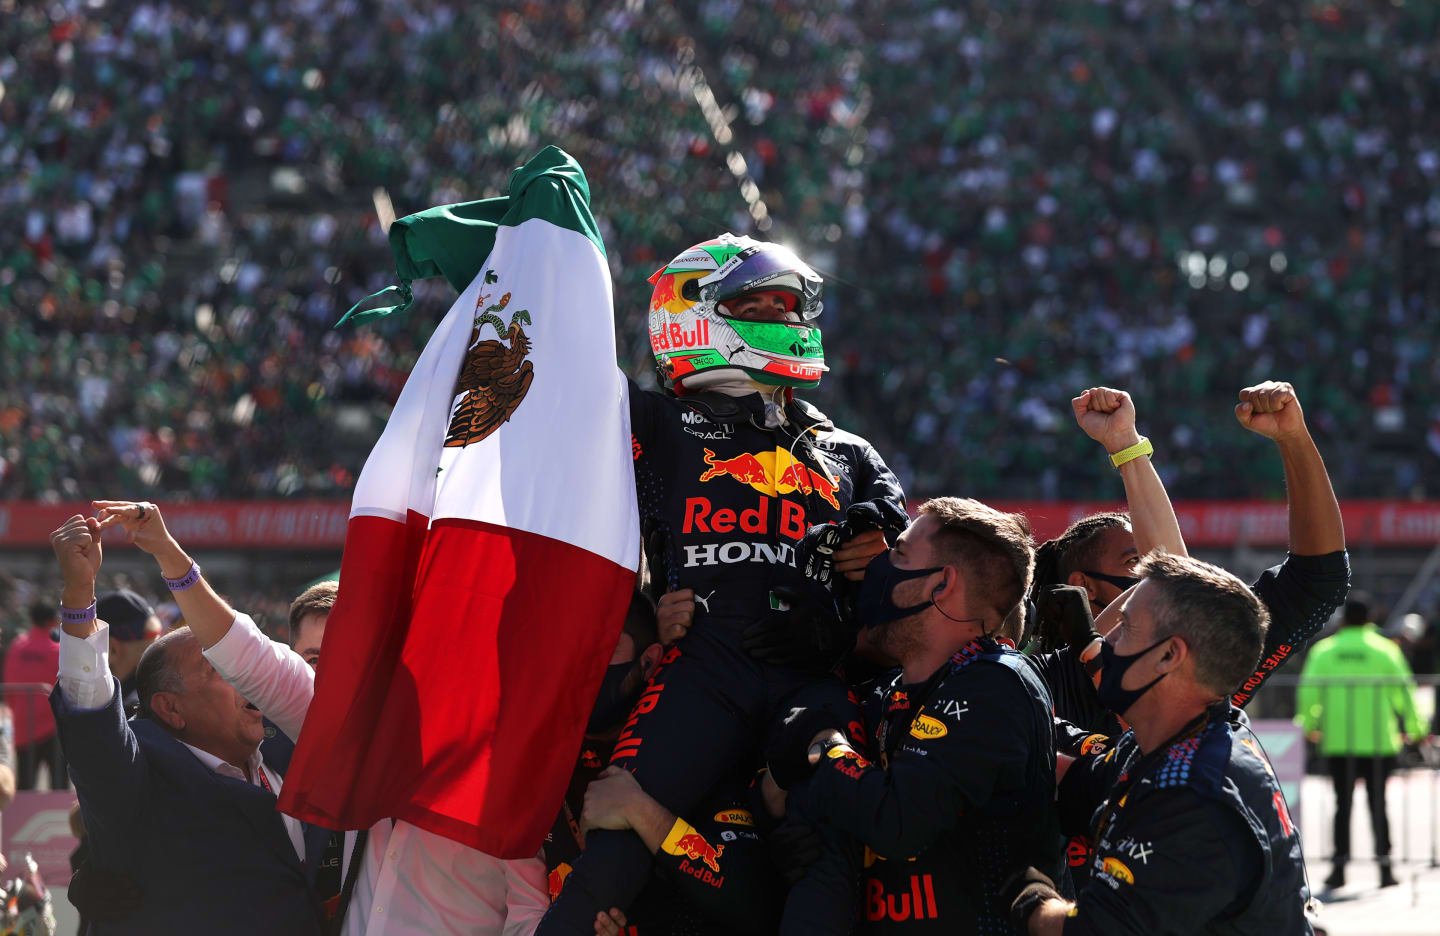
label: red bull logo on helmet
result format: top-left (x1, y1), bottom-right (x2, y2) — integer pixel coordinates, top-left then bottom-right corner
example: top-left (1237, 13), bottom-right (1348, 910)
top-left (651, 318), bottom-right (711, 352)
top-left (697, 447), bottom-right (840, 510)
top-left (649, 269), bottom-right (707, 316)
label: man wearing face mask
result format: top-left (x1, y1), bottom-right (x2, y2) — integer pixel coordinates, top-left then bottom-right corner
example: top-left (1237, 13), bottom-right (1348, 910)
top-left (544, 590), bottom-right (785, 936)
top-left (767, 497), bottom-right (1060, 935)
top-left (544, 591), bottom-right (666, 892)
top-left (1008, 553), bottom-right (1313, 936)
top-left (1025, 383), bottom-right (1349, 895)
top-left (1031, 383), bottom-right (1348, 737)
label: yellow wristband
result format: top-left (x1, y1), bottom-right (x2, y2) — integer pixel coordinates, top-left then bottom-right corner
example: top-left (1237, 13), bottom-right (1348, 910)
top-left (1109, 436), bottom-right (1153, 469)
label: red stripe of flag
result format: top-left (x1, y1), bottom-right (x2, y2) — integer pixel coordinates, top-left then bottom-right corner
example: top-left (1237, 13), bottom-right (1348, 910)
top-left (280, 515), bottom-right (634, 858)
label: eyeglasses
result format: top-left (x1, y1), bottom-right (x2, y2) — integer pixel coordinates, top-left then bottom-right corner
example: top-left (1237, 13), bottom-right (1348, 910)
top-left (1081, 570), bottom-right (1140, 591)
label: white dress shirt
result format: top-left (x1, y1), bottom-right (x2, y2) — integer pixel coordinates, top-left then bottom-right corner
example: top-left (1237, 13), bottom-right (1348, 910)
top-left (203, 613), bottom-right (549, 936)
top-left (57, 624), bottom-right (305, 860)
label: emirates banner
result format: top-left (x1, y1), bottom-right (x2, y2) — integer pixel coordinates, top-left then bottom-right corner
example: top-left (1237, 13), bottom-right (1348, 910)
top-left (1, 499), bottom-right (1438, 549)
top-left (0, 500), bottom-right (350, 548)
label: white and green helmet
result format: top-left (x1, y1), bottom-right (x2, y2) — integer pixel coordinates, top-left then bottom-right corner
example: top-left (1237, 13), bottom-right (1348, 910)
top-left (647, 233), bottom-right (827, 389)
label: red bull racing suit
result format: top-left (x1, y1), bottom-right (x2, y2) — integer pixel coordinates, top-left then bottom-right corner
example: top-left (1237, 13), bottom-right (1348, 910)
top-left (790, 637), bottom-right (1063, 935)
top-left (1056, 704), bottom-right (1312, 934)
top-left (538, 382), bottom-right (904, 934)
top-left (545, 735), bottom-right (783, 936)
top-left (1033, 550), bottom-right (1350, 893)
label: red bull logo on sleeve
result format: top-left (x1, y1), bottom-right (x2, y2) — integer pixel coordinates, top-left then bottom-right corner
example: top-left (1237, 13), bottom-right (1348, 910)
top-left (662, 821), bottom-right (726, 884)
top-left (697, 447), bottom-right (841, 509)
top-left (675, 831), bottom-right (724, 873)
top-left (547, 862), bottom-right (572, 901)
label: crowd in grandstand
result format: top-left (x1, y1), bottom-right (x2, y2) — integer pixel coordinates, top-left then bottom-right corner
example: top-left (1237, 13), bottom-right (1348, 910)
top-left (4, 0), bottom-right (1440, 508)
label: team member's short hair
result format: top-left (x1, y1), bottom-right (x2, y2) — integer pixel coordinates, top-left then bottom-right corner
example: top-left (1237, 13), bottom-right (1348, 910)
top-left (288, 580), bottom-right (339, 645)
top-left (1343, 593), bottom-right (1370, 626)
top-left (1033, 512), bottom-right (1132, 592)
top-left (918, 497), bottom-right (1035, 629)
top-left (1135, 552), bottom-right (1269, 696)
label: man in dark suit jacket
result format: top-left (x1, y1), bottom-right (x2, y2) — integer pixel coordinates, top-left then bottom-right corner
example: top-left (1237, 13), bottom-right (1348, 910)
top-left (49, 512), bottom-right (323, 936)
top-left (261, 722), bottom-right (346, 914)
top-left (65, 716), bottom-right (334, 933)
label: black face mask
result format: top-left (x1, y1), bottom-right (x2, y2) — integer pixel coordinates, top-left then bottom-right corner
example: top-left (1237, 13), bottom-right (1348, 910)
top-left (1095, 636), bottom-right (1170, 718)
top-left (588, 661), bottom-right (640, 732)
top-left (857, 551), bottom-right (942, 630)
top-left (1082, 570), bottom-right (1141, 592)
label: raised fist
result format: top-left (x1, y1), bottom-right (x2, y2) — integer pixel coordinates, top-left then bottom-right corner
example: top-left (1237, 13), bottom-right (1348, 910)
top-left (50, 514), bottom-right (104, 589)
top-left (1234, 381), bottom-right (1307, 442)
top-left (1071, 387), bottom-right (1141, 455)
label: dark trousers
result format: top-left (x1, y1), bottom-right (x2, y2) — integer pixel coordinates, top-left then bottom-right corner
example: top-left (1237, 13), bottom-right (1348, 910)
top-left (16, 736), bottom-right (66, 791)
top-left (1328, 755), bottom-right (1393, 863)
top-left (538, 628), bottom-right (858, 935)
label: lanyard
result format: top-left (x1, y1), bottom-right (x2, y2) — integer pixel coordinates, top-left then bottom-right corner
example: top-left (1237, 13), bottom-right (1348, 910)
top-left (1093, 708), bottom-right (1215, 842)
top-left (255, 765), bottom-right (275, 796)
top-left (877, 637), bottom-right (989, 760)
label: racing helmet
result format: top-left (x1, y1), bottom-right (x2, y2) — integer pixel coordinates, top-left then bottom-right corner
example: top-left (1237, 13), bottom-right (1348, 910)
top-left (648, 234), bottom-right (827, 390)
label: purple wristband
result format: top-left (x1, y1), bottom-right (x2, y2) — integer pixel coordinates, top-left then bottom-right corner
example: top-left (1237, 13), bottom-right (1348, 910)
top-left (165, 561), bottom-right (202, 592)
top-left (60, 601), bottom-right (97, 625)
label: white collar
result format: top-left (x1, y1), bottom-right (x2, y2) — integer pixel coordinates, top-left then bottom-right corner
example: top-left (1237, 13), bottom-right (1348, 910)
top-left (181, 741), bottom-right (267, 785)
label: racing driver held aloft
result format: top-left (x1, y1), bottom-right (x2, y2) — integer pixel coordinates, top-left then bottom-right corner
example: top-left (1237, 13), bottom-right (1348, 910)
top-left (538, 235), bottom-right (907, 934)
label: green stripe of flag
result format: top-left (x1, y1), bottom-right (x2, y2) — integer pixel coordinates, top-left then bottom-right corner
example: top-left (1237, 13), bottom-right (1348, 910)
top-left (338, 146), bottom-right (604, 326)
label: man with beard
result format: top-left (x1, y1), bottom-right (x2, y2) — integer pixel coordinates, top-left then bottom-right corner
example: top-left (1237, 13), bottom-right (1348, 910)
top-left (767, 497), bottom-right (1060, 934)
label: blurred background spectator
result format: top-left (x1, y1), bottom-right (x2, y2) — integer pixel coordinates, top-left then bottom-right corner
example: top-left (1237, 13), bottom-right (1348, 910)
top-left (2, 603), bottom-right (61, 791)
top-left (92, 590), bottom-right (160, 711)
top-left (2, 0), bottom-right (1438, 509)
top-left (1296, 594), bottom-right (1427, 890)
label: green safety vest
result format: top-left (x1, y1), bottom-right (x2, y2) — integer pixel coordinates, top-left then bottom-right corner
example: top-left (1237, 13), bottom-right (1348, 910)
top-left (1294, 623), bottom-right (1425, 756)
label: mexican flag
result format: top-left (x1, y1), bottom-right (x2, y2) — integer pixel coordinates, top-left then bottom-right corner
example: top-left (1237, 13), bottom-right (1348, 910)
top-left (277, 147), bottom-right (640, 858)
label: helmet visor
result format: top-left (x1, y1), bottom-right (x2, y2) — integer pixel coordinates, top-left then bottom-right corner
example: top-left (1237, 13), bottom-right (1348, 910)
top-left (701, 245), bottom-right (823, 320)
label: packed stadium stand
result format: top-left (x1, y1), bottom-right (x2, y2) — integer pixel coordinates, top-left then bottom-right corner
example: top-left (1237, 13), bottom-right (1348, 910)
top-left (4, 0), bottom-right (1439, 510)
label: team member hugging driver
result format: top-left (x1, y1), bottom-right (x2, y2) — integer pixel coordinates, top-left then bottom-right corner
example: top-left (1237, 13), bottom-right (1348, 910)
top-left (767, 497), bottom-right (1061, 935)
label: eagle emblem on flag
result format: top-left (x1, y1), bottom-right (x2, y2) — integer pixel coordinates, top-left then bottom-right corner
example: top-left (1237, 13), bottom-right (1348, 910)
top-left (446, 270), bottom-right (534, 447)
